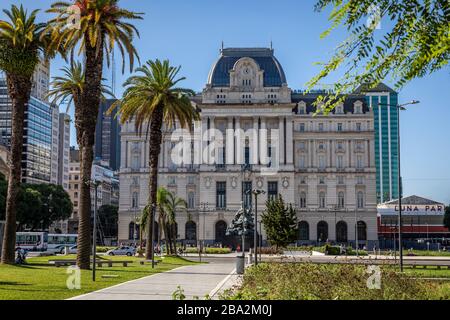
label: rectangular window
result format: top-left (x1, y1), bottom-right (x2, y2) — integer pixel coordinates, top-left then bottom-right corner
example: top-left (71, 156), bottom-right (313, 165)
top-left (299, 123), bottom-right (305, 132)
top-left (337, 155), bottom-right (343, 168)
top-left (268, 181), bottom-right (278, 201)
top-left (244, 146), bottom-right (250, 165)
top-left (242, 181), bottom-right (252, 208)
top-left (216, 182), bottom-right (226, 209)
top-left (356, 123), bottom-right (362, 131)
top-left (357, 155), bottom-right (363, 168)
top-left (318, 155), bottom-right (326, 169)
top-left (318, 123), bottom-right (324, 132)
top-left (337, 123), bottom-right (343, 132)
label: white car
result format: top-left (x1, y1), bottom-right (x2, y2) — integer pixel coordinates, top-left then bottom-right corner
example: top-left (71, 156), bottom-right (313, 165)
top-left (68, 245), bottom-right (78, 254)
top-left (47, 245), bottom-right (66, 254)
top-left (106, 246), bottom-right (136, 256)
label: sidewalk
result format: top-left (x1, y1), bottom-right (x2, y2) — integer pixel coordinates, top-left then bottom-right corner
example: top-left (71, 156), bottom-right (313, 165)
top-left (69, 262), bottom-right (236, 300)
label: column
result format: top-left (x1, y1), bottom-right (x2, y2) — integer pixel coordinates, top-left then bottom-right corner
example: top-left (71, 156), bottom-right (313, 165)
top-left (278, 117), bottom-right (285, 165)
top-left (260, 117), bottom-right (268, 166)
top-left (226, 117), bottom-right (234, 165)
top-left (252, 117), bottom-right (259, 165)
top-left (209, 117), bottom-right (215, 165)
top-left (120, 140), bottom-right (127, 169)
top-left (285, 117), bottom-right (293, 165)
top-left (235, 117), bottom-right (242, 164)
top-left (201, 117), bottom-right (208, 165)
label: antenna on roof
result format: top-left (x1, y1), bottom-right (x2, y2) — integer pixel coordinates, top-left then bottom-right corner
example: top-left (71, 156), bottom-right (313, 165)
top-left (270, 40), bottom-right (273, 50)
top-left (221, 41), bottom-right (224, 51)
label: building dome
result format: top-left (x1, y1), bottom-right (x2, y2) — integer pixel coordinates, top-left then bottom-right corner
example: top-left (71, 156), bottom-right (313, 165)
top-left (207, 48), bottom-right (287, 87)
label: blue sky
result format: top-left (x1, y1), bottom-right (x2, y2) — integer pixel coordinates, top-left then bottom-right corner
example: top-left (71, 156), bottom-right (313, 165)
top-left (2, 0), bottom-right (450, 204)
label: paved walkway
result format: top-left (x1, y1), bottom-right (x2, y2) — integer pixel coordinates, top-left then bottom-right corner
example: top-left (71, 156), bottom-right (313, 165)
top-left (69, 260), bottom-right (236, 300)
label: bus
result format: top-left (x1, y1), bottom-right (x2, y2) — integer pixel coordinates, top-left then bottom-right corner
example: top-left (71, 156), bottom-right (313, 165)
top-left (47, 234), bottom-right (78, 249)
top-left (16, 232), bottom-right (48, 251)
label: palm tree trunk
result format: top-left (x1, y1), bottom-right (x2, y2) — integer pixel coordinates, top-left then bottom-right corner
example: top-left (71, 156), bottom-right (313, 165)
top-left (157, 213), bottom-right (162, 252)
top-left (145, 104), bottom-right (164, 260)
top-left (172, 224), bottom-right (177, 255)
top-left (0, 74), bottom-right (31, 264)
top-left (76, 37), bottom-right (104, 270)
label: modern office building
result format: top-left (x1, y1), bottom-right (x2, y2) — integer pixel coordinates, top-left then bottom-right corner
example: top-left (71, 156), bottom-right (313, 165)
top-left (356, 84), bottom-right (399, 203)
top-left (118, 47), bottom-right (380, 248)
top-left (0, 62), bottom-right (68, 187)
top-left (57, 113), bottom-right (71, 191)
top-left (31, 59), bottom-right (51, 103)
top-left (94, 99), bottom-right (121, 171)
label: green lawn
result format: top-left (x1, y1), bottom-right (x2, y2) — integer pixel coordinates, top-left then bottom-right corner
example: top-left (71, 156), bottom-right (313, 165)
top-left (0, 255), bottom-right (198, 300)
top-left (405, 250), bottom-right (450, 257)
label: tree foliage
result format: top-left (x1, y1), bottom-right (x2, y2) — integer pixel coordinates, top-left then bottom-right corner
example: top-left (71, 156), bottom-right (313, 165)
top-left (261, 196), bottom-right (298, 249)
top-left (98, 204), bottom-right (118, 238)
top-left (0, 176), bottom-right (73, 231)
top-left (308, 0), bottom-right (450, 112)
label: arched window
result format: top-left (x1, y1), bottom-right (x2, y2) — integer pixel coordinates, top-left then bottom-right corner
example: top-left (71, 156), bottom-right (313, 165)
top-left (317, 221), bottom-right (328, 242)
top-left (132, 192), bottom-right (138, 208)
top-left (129, 222), bottom-right (138, 240)
top-left (299, 192), bottom-right (307, 208)
top-left (338, 192), bottom-right (345, 208)
top-left (336, 221), bottom-right (348, 242)
top-left (215, 220), bottom-right (227, 243)
top-left (319, 192), bottom-right (326, 208)
top-left (357, 221), bottom-right (367, 241)
top-left (357, 191), bottom-right (364, 208)
top-left (185, 221), bottom-right (196, 241)
top-left (298, 221), bottom-right (309, 241)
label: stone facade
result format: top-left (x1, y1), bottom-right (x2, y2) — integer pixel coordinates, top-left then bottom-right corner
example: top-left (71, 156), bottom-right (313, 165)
top-left (118, 47), bottom-right (379, 248)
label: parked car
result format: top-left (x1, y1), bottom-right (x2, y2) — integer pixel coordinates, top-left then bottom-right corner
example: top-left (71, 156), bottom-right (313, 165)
top-left (47, 245), bottom-right (66, 254)
top-left (106, 246), bottom-right (136, 256)
top-left (68, 245), bottom-right (77, 254)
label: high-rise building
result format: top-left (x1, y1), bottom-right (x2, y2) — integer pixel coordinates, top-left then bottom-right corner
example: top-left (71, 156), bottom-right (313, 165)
top-left (31, 59), bottom-right (50, 103)
top-left (57, 113), bottom-right (71, 191)
top-left (356, 84), bottom-right (399, 203)
top-left (94, 99), bottom-right (121, 171)
top-left (0, 60), bottom-right (66, 186)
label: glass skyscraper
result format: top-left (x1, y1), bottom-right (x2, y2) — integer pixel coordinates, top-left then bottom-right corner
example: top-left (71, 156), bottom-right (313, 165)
top-left (359, 84), bottom-right (399, 203)
top-left (0, 73), bottom-right (60, 185)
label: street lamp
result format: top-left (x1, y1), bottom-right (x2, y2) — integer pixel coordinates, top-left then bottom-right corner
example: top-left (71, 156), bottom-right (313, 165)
top-left (378, 99), bottom-right (419, 272)
top-left (249, 189), bottom-right (265, 265)
top-left (89, 180), bottom-right (101, 282)
top-left (199, 202), bottom-right (210, 258)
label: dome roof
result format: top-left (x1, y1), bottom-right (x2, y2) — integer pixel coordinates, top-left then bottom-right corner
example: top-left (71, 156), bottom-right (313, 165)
top-left (207, 48), bottom-right (287, 87)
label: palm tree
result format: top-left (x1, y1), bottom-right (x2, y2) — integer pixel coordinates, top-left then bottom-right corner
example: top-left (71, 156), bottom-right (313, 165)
top-left (156, 187), bottom-right (169, 254)
top-left (0, 5), bottom-right (52, 264)
top-left (46, 0), bottom-right (142, 269)
top-left (111, 59), bottom-right (199, 260)
top-left (164, 192), bottom-right (187, 255)
top-left (47, 61), bottom-right (114, 108)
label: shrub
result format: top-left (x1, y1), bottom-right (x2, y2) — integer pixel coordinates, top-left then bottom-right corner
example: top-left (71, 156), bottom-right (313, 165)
top-left (224, 262), bottom-right (450, 300)
top-left (184, 247), bottom-right (231, 254)
top-left (96, 246), bottom-right (116, 253)
top-left (257, 246), bottom-right (283, 255)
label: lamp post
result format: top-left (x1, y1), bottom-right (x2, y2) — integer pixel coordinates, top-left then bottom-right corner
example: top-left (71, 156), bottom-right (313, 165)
top-left (151, 203), bottom-right (156, 268)
top-left (378, 100), bottom-right (419, 272)
top-left (90, 180), bottom-right (101, 282)
top-left (251, 189), bottom-right (265, 265)
top-left (199, 202), bottom-right (209, 257)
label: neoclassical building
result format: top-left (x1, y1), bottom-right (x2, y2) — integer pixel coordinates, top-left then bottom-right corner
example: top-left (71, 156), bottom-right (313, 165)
top-left (118, 47), bottom-right (379, 248)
